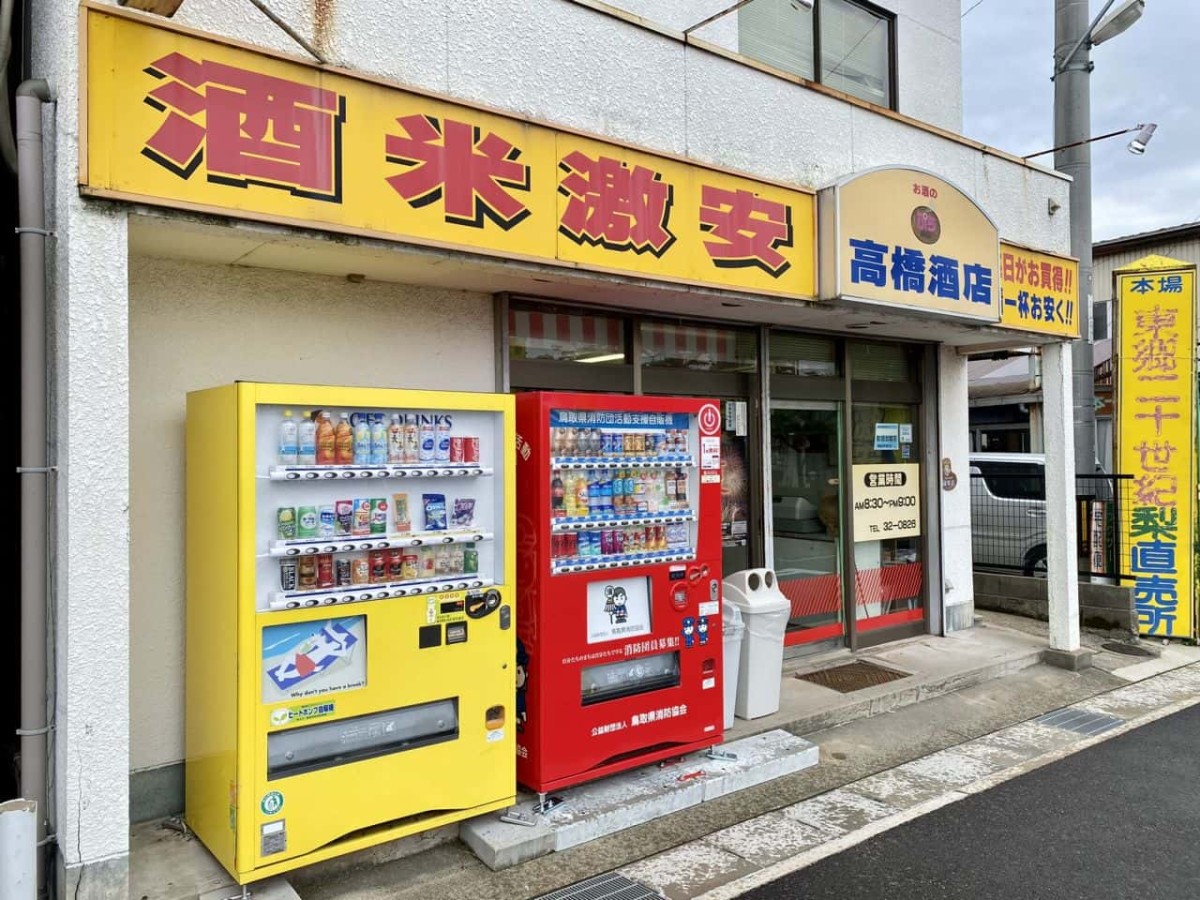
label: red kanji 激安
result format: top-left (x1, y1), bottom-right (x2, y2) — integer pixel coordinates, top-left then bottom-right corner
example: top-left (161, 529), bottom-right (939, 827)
top-left (558, 151), bottom-right (675, 256)
top-left (698, 185), bottom-right (793, 276)
top-left (143, 52), bottom-right (344, 201)
top-left (385, 114), bottom-right (531, 230)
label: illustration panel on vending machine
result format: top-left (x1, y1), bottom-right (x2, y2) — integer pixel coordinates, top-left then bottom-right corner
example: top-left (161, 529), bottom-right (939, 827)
top-left (515, 393), bottom-right (726, 795)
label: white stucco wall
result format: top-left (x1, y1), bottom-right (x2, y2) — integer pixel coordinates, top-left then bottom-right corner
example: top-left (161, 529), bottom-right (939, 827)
top-left (129, 258), bottom-right (495, 771)
top-left (938, 346), bottom-right (973, 632)
top-left (33, 0), bottom-right (132, 892)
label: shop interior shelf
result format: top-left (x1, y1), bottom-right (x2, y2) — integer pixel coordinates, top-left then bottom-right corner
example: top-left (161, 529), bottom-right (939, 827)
top-left (549, 511), bottom-right (695, 532)
top-left (268, 530), bottom-right (492, 557)
top-left (268, 464), bottom-right (491, 481)
top-left (550, 457), bottom-right (696, 470)
top-left (268, 575), bottom-right (495, 611)
top-left (551, 550), bottom-right (695, 574)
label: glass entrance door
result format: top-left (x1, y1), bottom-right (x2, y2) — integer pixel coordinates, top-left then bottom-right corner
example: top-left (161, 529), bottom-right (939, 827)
top-left (769, 402), bottom-right (844, 646)
top-left (850, 402), bottom-right (925, 638)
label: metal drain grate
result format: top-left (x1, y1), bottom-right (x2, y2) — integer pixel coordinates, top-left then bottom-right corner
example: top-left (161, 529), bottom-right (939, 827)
top-left (1101, 641), bottom-right (1157, 658)
top-left (535, 872), bottom-right (661, 900)
top-left (1034, 708), bottom-right (1125, 736)
top-left (794, 661), bottom-right (909, 693)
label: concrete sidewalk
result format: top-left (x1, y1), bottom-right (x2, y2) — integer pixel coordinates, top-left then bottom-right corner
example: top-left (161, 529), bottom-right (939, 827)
top-left (131, 613), bottom-right (1198, 900)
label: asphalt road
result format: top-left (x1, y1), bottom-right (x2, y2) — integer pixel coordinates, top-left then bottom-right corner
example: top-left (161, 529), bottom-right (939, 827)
top-left (745, 703), bottom-right (1200, 900)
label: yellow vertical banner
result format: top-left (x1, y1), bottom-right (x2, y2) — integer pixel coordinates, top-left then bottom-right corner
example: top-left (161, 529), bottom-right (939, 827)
top-left (1115, 258), bottom-right (1197, 639)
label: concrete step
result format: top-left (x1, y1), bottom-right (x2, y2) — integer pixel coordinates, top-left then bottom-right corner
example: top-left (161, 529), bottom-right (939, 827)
top-left (460, 730), bottom-right (818, 871)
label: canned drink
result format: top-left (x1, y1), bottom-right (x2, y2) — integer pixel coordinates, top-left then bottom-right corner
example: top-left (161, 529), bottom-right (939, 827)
top-left (279, 558), bottom-right (298, 591)
top-left (350, 555), bottom-right (370, 585)
top-left (463, 543), bottom-right (479, 574)
top-left (464, 436), bottom-right (480, 464)
top-left (654, 525), bottom-right (667, 551)
top-left (297, 506), bottom-right (319, 539)
top-left (613, 528), bottom-right (626, 554)
top-left (352, 499), bottom-right (371, 537)
top-left (297, 556), bottom-right (317, 590)
top-left (316, 553), bottom-right (334, 588)
top-left (450, 436), bottom-right (465, 464)
top-left (318, 505), bottom-right (336, 538)
top-left (600, 529), bottom-right (613, 555)
top-left (334, 500), bottom-right (354, 536)
top-left (277, 507), bottom-right (297, 540)
top-left (401, 552), bottom-right (419, 580)
top-left (369, 498), bottom-right (389, 535)
top-left (387, 547), bottom-right (404, 580)
top-left (369, 549), bottom-right (387, 583)
top-left (335, 557), bottom-right (352, 586)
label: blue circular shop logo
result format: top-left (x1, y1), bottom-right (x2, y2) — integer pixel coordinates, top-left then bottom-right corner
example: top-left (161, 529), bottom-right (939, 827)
top-left (261, 791), bottom-right (284, 817)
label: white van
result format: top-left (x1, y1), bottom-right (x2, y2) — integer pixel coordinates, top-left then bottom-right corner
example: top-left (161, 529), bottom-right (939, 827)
top-left (969, 453), bottom-right (1049, 576)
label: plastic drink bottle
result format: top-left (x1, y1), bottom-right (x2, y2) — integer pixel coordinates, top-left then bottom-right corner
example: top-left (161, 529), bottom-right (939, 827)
top-left (419, 417), bottom-right (436, 462)
top-left (352, 414), bottom-right (371, 464)
top-left (315, 412), bottom-right (336, 465)
top-left (370, 414), bottom-right (388, 465)
top-left (435, 417), bottom-right (451, 462)
top-left (335, 413), bottom-right (355, 465)
top-left (403, 414), bottom-right (420, 463)
top-left (388, 414), bottom-right (404, 464)
top-left (277, 410), bottom-right (298, 465)
top-left (297, 411), bottom-right (317, 465)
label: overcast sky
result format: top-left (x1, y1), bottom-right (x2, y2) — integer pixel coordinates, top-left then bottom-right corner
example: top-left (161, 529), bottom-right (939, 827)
top-left (961, 0), bottom-right (1199, 241)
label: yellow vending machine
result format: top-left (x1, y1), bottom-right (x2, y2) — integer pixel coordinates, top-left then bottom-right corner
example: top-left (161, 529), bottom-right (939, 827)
top-left (186, 383), bottom-right (515, 883)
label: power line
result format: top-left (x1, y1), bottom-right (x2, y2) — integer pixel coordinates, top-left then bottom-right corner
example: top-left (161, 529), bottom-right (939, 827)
top-left (825, 17), bottom-right (882, 81)
top-left (962, 0), bottom-right (987, 18)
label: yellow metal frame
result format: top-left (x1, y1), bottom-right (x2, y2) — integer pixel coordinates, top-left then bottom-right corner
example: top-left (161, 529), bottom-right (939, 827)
top-left (187, 382), bottom-right (516, 883)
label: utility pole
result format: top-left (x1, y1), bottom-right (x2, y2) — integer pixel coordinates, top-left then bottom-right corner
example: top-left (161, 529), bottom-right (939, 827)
top-left (1055, 0), bottom-right (1095, 474)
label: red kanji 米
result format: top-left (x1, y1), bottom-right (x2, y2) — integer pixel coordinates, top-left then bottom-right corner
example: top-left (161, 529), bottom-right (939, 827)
top-left (384, 114), bottom-right (531, 229)
top-left (558, 151), bottom-right (674, 255)
top-left (698, 185), bottom-right (793, 276)
top-left (143, 52), bottom-right (344, 201)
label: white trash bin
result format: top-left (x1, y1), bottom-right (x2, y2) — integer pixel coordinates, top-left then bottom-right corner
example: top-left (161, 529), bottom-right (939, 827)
top-left (723, 568), bottom-right (790, 720)
top-left (722, 601), bottom-right (745, 730)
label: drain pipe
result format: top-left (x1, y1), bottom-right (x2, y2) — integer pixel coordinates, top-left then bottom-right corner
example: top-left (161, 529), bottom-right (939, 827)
top-left (17, 78), bottom-right (54, 896)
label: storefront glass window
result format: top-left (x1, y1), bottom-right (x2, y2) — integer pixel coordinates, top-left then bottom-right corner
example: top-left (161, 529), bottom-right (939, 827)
top-left (509, 306), bottom-right (627, 364)
top-left (850, 402), bottom-right (923, 630)
top-left (769, 332), bottom-right (839, 377)
top-left (640, 322), bottom-right (756, 372)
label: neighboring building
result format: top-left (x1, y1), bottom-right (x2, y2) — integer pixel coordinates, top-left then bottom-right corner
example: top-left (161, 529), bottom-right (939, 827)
top-left (968, 222), bottom-right (1200, 471)
top-left (10, 0), bottom-right (1077, 894)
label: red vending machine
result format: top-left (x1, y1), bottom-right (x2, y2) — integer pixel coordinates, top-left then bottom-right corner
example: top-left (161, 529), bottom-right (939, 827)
top-left (515, 392), bottom-right (725, 797)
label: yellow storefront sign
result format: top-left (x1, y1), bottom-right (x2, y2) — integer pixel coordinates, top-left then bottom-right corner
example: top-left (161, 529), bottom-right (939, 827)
top-left (998, 243), bottom-right (1080, 338)
top-left (1114, 256), bottom-right (1197, 639)
top-left (82, 5), bottom-right (815, 299)
top-left (818, 167), bottom-right (1000, 322)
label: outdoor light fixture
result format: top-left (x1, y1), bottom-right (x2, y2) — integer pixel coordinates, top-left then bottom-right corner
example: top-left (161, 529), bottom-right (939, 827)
top-left (1090, 0), bottom-right (1145, 47)
top-left (577, 353), bottom-right (627, 364)
top-left (1127, 123), bottom-right (1157, 155)
top-left (1022, 123), bottom-right (1158, 160)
